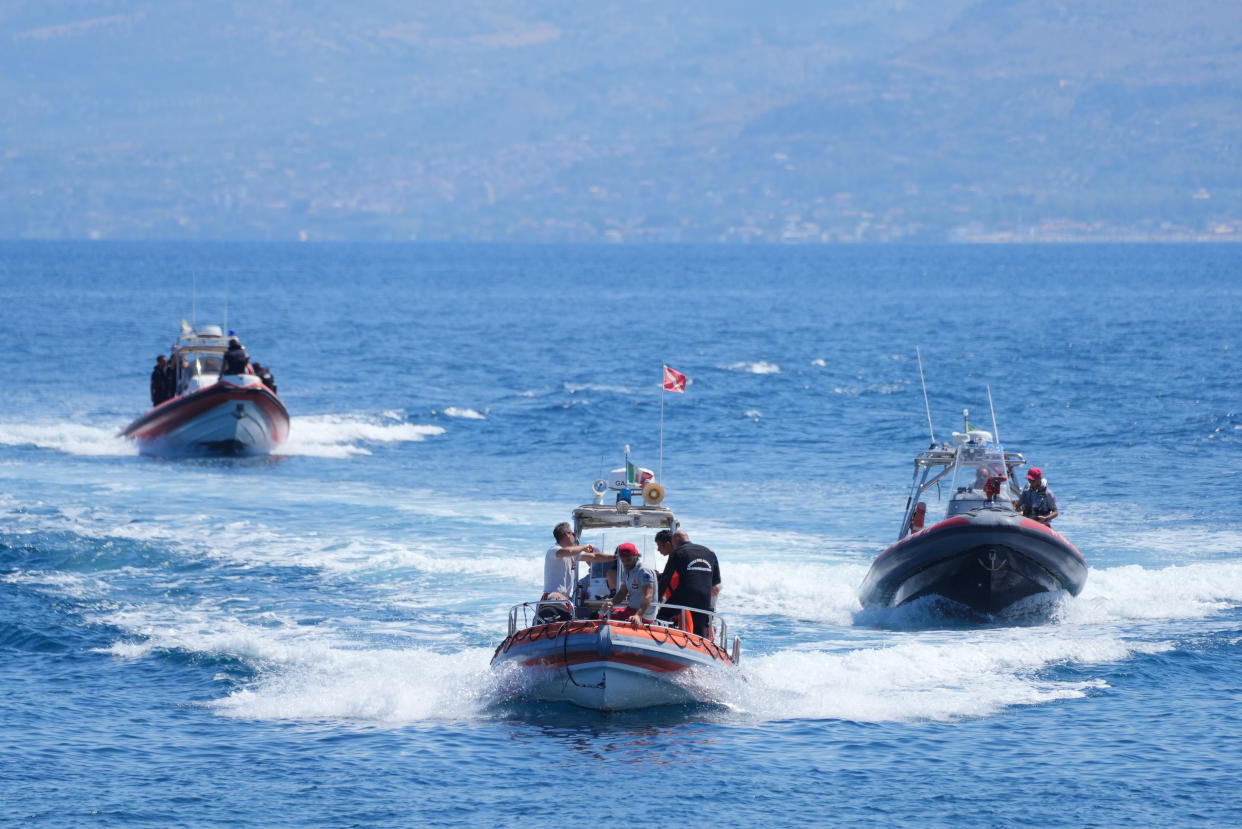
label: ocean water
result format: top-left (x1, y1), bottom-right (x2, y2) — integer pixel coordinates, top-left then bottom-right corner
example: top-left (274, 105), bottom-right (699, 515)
top-left (1, 242), bottom-right (1240, 827)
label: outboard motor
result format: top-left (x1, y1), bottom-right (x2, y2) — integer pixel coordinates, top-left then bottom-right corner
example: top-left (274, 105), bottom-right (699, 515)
top-left (534, 600), bottom-right (573, 625)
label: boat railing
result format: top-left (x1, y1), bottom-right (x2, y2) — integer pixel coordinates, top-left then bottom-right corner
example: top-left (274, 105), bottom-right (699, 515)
top-left (507, 599), bottom-right (577, 634)
top-left (651, 602), bottom-right (730, 650)
top-left (506, 599), bottom-right (733, 651)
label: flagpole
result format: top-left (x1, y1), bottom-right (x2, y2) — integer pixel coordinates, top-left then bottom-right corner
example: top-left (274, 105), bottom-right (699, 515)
top-left (658, 364), bottom-right (665, 482)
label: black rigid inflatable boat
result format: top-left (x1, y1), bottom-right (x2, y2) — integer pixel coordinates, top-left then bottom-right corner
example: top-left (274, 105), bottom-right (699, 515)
top-left (859, 412), bottom-right (1086, 616)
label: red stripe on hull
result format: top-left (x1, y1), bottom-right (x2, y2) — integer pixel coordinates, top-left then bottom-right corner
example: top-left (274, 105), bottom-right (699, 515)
top-left (520, 652), bottom-right (690, 673)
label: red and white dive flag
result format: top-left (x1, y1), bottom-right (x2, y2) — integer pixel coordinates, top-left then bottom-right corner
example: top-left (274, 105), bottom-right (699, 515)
top-left (662, 364), bottom-right (687, 393)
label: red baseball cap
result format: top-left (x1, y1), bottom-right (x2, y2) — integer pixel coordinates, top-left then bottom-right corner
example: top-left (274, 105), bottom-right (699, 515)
top-left (615, 542), bottom-right (639, 557)
top-left (1027, 467), bottom-right (1043, 480)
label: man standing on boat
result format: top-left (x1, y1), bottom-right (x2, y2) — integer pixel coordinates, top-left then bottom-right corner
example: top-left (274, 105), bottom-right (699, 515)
top-left (602, 543), bottom-right (658, 626)
top-left (222, 337), bottom-right (250, 375)
top-left (543, 522), bottom-right (611, 601)
top-left (150, 355), bottom-right (169, 405)
top-left (1015, 467), bottom-right (1059, 525)
top-left (253, 362), bottom-right (277, 394)
top-left (658, 530), bottom-right (722, 636)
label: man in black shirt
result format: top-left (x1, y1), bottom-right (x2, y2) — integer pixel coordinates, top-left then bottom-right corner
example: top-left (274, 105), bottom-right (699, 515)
top-left (222, 338), bottom-right (250, 375)
top-left (150, 355), bottom-right (168, 405)
top-left (657, 529), bottom-right (722, 637)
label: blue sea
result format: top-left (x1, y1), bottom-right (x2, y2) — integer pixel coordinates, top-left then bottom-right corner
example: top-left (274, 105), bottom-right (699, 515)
top-left (1, 242), bottom-right (1240, 827)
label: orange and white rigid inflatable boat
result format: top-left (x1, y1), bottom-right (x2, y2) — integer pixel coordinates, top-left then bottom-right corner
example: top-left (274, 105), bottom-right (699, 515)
top-left (491, 460), bottom-right (741, 711)
top-left (492, 615), bottom-right (737, 711)
top-left (121, 322), bottom-right (289, 457)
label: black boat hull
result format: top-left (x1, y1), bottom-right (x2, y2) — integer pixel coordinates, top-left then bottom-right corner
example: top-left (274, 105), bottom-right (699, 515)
top-left (859, 507), bottom-right (1087, 615)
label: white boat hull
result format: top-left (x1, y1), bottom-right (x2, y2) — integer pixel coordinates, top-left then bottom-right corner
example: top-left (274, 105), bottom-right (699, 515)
top-left (491, 620), bottom-right (734, 712)
top-left (122, 377), bottom-right (289, 458)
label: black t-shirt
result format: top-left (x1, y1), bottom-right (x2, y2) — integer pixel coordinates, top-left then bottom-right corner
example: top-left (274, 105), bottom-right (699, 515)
top-left (658, 542), bottom-right (721, 611)
top-left (223, 346), bottom-right (250, 374)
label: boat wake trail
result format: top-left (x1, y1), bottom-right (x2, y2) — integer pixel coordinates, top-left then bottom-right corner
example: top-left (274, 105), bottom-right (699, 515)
top-left (0, 412), bottom-right (444, 460)
top-left (725, 632), bottom-right (1156, 723)
top-left (209, 645), bottom-right (497, 723)
top-left (96, 603), bottom-right (499, 723)
top-left (0, 420), bottom-right (136, 456)
top-left (278, 413), bottom-right (445, 458)
top-left (709, 560), bottom-right (1242, 723)
top-left (88, 555), bottom-right (1241, 727)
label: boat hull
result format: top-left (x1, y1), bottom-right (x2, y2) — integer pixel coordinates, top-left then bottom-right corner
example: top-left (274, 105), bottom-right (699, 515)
top-left (491, 619), bottom-right (734, 711)
top-left (122, 379), bottom-right (289, 457)
top-left (859, 507), bottom-right (1087, 615)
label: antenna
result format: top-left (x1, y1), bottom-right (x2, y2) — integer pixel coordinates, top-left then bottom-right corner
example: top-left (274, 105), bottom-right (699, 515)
top-left (191, 273), bottom-right (197, 327)
top-left (223, 273), bottom-right (229, 336)
top-left (916, 346), bottom-right (937, 444)
top-left (987, 385), bottom-right (1002, 445)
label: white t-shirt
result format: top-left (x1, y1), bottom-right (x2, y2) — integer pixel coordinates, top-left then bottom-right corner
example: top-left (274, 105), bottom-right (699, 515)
top-left (543, 543), bottom-right (578, 596)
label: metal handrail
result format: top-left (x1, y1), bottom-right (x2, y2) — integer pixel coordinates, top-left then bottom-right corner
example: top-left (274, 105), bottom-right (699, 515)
top-left (505, 599), bottom-right (730, 650)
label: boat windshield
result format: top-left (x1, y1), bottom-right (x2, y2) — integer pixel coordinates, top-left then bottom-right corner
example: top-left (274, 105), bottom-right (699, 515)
top-left (574, 524), bottom-right (666, 604)
top-left (173, 350), bottom-right (224, 394)
top-left (946, 452), bottom-right (1014, 514)
top-left (187, 354), bottom-right (223, 376)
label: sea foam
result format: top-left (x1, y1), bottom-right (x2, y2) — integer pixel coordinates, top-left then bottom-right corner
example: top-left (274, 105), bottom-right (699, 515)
top-left (278, 413), bottom-right (445, 458)
top-left (0, 420), bottom-right (136, 456)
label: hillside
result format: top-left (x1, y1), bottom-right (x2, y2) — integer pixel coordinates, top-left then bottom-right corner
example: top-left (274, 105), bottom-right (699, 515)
top-left (0, 0), bottom-right (1238, 241)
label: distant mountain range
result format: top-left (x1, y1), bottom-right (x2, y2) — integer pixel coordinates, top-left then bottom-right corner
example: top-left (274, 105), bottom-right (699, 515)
top-left (2, 0), bottom-right (1238, 241)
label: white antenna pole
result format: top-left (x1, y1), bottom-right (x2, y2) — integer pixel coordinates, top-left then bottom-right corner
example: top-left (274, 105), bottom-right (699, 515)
top-left (191, 273), bottom-right (197, 327)
top-left (916, 346), bottom-right (936, 444)
top-left (987, 384), bottom-right (1002, 445)
top-left (223, 273), bottom-right (230, 336)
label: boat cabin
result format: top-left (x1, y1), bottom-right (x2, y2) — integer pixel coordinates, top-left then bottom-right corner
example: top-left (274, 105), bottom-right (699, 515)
top-left (170, 323), bottom-right (229, 395)
top-left (573, 502), bottom-right (677, 604)
top-left (899, 428), bottom-right (1028, 538)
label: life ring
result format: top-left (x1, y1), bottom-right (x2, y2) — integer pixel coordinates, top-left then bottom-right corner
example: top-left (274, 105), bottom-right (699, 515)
top-left (642, 482), bottom-right (665, 505)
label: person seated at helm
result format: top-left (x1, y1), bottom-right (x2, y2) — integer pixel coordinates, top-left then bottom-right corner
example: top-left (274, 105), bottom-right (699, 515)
top-left (601, 543), bottom-right (658, 627)
top-left (982, 465), bottom-right (1007, 502)
top-left (1014, 467), bottom-right (1059, 525)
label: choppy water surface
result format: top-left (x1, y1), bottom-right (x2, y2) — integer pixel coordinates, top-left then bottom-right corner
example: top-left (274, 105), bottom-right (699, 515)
top-left (1, 242), bottom-right (1240, 827)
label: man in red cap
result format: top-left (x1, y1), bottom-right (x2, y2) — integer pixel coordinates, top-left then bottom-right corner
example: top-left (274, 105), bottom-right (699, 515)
top-left (602, 542), bottom-right (658, 626)
top-left (1015, 467), bottom-right (1058, 525)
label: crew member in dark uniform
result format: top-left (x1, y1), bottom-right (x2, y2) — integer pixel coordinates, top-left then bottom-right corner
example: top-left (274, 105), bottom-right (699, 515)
top-left (150, 355), bottom-right (168, 405)
top-left (222, 338), bottom-right (250, 375)
top-left (162, 356), bottom-right (177, 400)
top-left (657, 529), bottom-right (722, 636)
top-left (253, 362), bottom-right (277, 394)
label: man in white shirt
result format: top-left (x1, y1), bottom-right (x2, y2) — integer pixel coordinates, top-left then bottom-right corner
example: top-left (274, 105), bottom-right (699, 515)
top-left (543, 522), bottom-right (612, 600)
